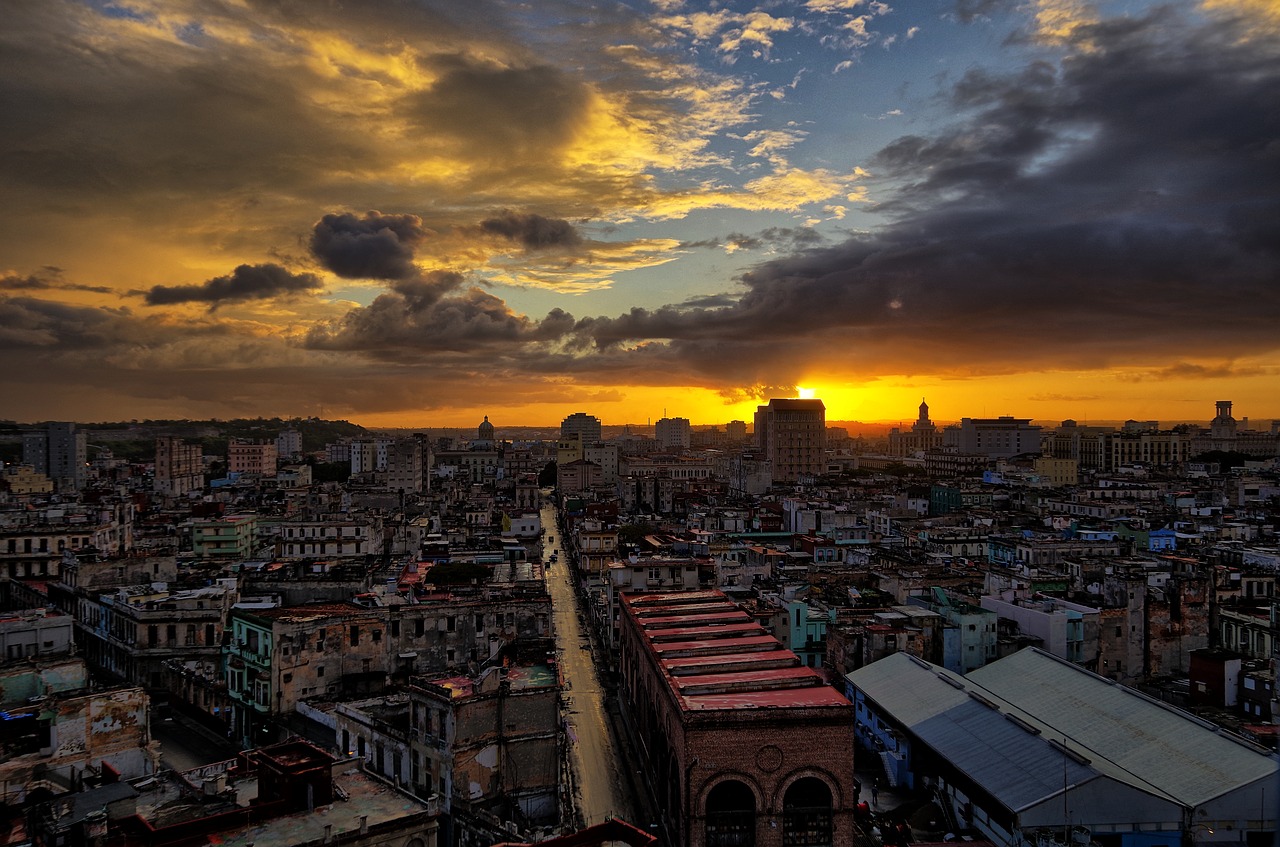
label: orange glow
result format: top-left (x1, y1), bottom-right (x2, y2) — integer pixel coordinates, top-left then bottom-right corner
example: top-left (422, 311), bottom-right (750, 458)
top-left (343, 366), bottom-right (1279, 430)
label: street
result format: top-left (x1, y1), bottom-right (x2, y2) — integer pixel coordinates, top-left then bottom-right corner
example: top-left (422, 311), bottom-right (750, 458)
top-left (151, 711), bottom-right (238, 772)
top-left (541, 497), bottom-right (640, 830)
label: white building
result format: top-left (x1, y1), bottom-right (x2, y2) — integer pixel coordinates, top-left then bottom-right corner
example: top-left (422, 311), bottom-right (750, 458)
top-left (655, 417), bottom-right (691, 450)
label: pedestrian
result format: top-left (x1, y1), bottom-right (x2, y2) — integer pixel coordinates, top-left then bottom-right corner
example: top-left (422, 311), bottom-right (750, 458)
top-left (871, 779), bottom-right (880, 808)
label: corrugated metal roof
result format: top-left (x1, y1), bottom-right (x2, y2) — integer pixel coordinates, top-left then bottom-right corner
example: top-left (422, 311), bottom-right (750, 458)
top-left (847, 654), bottom-right (1121, 812)
top-left (967, 648), bottom-right (1278, 806)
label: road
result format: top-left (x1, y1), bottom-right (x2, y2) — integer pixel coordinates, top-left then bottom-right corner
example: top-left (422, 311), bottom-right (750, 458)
top-left (152, 711), bottom-right (238, 772)
top-left (541, 497), bottom-right (639, 829)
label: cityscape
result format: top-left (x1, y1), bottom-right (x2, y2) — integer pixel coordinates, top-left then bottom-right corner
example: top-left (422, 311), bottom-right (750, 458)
top-left (3, 0), bottom-right (1280, 846)
top-left (1, 400), bottom-right (1279, 847)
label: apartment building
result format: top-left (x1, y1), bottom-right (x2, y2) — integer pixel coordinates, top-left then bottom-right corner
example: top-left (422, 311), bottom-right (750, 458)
top-left (755, 398), bottom-right (826, 483)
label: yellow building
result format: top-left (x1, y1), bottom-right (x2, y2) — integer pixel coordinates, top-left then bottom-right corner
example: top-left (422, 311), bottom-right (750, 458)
top-left (1034, 456), bottom-right (1079, 486)
top-left (2, 464), bottom-right (53, 495)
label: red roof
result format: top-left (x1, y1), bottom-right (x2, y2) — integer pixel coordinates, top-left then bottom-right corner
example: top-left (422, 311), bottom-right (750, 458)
top-left (621, 590), bottom-right (851, 715)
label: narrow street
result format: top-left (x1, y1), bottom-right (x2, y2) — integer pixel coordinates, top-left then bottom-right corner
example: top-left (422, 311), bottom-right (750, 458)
top-left (541, 496), bottom-right (639, 830)
top-left (151, 711), bottom-right (238, 773)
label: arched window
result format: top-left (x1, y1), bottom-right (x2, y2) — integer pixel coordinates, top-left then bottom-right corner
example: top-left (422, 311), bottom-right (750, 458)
top-left (783, 777), bottom-right (833, 847)
top-left (705, 779), bottom-right (756, 847)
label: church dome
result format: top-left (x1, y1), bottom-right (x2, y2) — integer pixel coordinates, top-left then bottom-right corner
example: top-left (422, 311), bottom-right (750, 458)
top-left (478, 415), bottom-right (495, 440)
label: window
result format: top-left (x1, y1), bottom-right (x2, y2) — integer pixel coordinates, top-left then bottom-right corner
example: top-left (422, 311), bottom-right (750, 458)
top-left (391, 620), bottom-right (400, 637)
top-left (283, 673), bottom-right (293, 683)
top-left (414, 619), bottom-right (425, 637)
top-left (446, 616), bottom-right (456, 632)
top-left (317, 665), bottom-right (325, 677)
top-left (350, 625), bottom-right (359, 646)
top-left (372, 629), bottom-right (382, 643)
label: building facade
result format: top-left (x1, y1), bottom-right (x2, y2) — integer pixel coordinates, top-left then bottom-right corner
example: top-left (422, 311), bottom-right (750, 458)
top-left (617, 589), bottom-right (857, 847)
top-left (755, 398), bottom-right (827, 483)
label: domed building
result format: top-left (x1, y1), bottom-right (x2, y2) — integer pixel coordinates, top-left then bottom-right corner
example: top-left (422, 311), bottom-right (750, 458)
top-left (474, 415), bottom-right (496, 450)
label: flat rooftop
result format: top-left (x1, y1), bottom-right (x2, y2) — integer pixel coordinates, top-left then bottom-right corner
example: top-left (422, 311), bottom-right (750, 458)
top-left (130, 758), bottom-right (435, 847)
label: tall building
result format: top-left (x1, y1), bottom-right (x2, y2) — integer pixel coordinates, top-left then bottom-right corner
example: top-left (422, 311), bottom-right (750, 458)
top-left (755, 398), bottom-right (826, 483)
top-left (386, 438), bottom-right (425, 493)
top-left (154, 436), bottom-right (203, 498)
top-left (654, 416), bottom-right (691, 450)
top-left (888, 398), bottom-right (944, 457)
top-left (942, 416), bottom-right (1042, 458)
top-left (274, 428), bottom-right (302, 459)
top-left (22, 422), bottom-right (87, 492)
top-left (725, 420), bottom-right (748, 442)
top-left (561, 411), bottom-right (602, 444)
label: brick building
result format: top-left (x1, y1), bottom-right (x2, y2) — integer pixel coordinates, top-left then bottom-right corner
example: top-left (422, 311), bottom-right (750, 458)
top-left (617, 589), bottom-right (856, 847)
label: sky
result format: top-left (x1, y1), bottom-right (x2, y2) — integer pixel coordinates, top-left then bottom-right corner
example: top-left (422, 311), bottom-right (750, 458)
top-left (1, 0), bottom-right (1278, 428)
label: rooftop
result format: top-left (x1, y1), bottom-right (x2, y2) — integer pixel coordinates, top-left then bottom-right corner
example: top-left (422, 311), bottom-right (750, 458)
top-left (126, 747), bottom-right (436, 847)
top-left (621, 590), bottom-right (850, 714)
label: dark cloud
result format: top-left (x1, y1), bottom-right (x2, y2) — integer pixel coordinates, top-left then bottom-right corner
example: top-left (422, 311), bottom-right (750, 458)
top-left (479, 211), bottom-right (582, 249)
top-left (565, 10), bottom-right (1280, 384)
top-left (305, 271), bottom-right (574, 357)
top-left (310, 211), bottom-right (431, 280)
top-left (145, 264), bottom-right (322, 307)
top-left (1130, 363), bottom-right (1271, 382)
top-left (402, 55), bottom-right (591, 170)
top-left (0, 294), bottom-right (233, 352)
top-left (681, 227), bottom-right (825, 252)
top-left (679, 293), bottom-right (738, 309)
top-left (0, 267), bottom-right (112, 294)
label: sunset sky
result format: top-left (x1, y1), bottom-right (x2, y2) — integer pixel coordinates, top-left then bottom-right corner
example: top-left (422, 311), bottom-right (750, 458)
top-left (2, 0), bottom-right (1278, 428)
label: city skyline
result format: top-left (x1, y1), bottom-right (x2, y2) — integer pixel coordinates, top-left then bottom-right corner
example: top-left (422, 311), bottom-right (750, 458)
top-left (2, 1), bottom-right (1278, 427)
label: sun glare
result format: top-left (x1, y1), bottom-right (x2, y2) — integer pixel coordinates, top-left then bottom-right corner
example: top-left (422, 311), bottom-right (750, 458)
top-left (797, 386), bottom-right (816, 399)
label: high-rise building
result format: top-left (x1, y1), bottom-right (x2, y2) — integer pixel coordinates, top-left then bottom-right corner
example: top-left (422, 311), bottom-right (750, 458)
top-left (561, 412), bottom-right (602, 444)
top-left (755, 398), bottom-right (826, 483)
top-left (155, 436), bottom-right (203, 498)
top-left (654, 416), bottom-right (691, 450)
top-left (725, 420), bottom-right (748, 443)
top-left (942, 416), bottom-right (1041, 458)
top-left (22, 422), bottom-right (87, 492)
top-left (386, 438), bottom-right (425, 493)
top-left (274, 428), bottom-right (302, 459)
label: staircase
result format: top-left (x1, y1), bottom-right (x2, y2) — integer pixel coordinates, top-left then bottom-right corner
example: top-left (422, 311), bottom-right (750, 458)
top-left (878, 750), bottom-right (900, 787)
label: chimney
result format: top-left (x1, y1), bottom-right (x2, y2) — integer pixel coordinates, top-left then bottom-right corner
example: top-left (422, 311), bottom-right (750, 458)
top-left (359, 815), bottom-right (368, 835)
